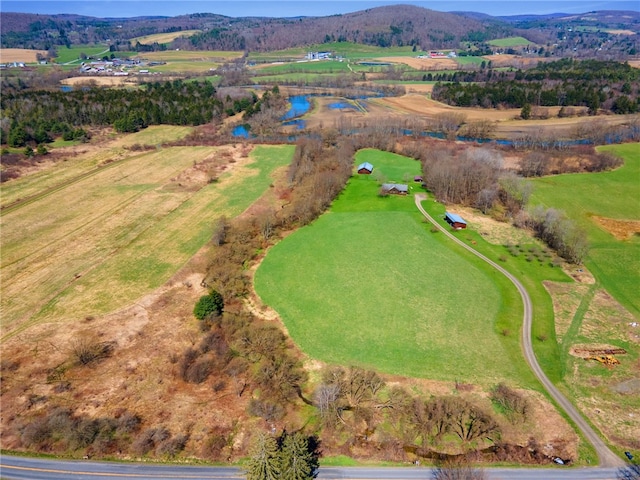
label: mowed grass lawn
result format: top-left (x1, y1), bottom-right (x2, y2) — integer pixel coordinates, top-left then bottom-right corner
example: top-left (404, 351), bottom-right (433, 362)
top-left (256, 149), bottom-right (524, 384)
top-left (529, 143), bottom-right (640, 316)
top-left (1, 144), bottom-right (293, 339)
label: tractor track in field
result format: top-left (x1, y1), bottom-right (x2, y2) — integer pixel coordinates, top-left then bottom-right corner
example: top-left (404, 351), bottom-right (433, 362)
top-left (413, 194), bottom-right (624, 469)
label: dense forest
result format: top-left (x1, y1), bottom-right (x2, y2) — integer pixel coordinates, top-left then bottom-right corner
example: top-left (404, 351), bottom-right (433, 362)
top-left (432, 59), bottom-right (640, 112)
top-left (0, 80), bottom-right (241, 146)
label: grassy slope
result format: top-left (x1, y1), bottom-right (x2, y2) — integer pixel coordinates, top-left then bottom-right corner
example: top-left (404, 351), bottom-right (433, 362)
top-left (1, 144), bottom-right (293, 339)
top-left (256, 149), bottom-right (535, 385)
top-left (488, 36), bottom-right (537, 47)
top-left (529, 143), bottom-right (640, 317)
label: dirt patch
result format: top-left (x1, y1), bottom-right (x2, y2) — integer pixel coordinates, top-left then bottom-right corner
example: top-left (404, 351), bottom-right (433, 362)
top-left (375, 56), bottom-right (458, 70)
top-left (0, 48), bottom-right (46, 63)
top-left (592, 216), bottom-right (640, 240)
top-left (570, 344), bottom-right (627, 358)
top-left (610, 378), bottom-right (640, 395)
top-left (629, 60), bottom-right (640, 69)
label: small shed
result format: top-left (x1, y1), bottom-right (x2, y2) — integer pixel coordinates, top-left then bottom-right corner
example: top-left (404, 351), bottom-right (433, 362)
top-left (357, 162), bottom-right (374, 174)
top-left (445, 212), bottom-right (467, 229)
top-left (414, 175), bottom-right (423, 183)
top-left (381, 183), bottom-right (409, 195)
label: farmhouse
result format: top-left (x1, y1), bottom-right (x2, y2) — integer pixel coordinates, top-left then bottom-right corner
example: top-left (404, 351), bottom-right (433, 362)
top-left (445, 212), bottom-right (467, 229)
top-left (381, 183), bottom-right (409, 195)
top-left (357, 162), bottom-right (374, 174)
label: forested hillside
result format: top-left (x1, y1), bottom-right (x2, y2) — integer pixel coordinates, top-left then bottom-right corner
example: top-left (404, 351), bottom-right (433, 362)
top-left (1, 6), bottom-right (509, 52)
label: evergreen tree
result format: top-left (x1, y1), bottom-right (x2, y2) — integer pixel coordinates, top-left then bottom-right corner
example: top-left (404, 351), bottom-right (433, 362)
top-left (280, 432), bottom-right (315, 480)
top-left (245, 433), bottom-right (280, 480)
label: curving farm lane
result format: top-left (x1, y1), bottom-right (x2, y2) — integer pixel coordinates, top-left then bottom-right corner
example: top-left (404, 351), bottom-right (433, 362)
top-left (413, 194), bottom-right (623, 468)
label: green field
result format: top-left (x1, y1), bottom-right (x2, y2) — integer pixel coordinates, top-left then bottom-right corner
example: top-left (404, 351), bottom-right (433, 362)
top-left (1, 143), bottom-right (294, 339)
top-left (255, 149), bottom-right (536, 385)
top-left (54, 45), bottom-right (111, 64)
top-left (529, 143), bottom-right (640, 317)
top-left (488, 36), bottom-right (536, 47)
top-left (255, 60), bottom-right (352, 74)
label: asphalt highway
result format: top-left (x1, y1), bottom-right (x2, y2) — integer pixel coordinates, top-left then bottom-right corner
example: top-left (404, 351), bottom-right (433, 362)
top-left (0, 455), bottom-right (622, 480)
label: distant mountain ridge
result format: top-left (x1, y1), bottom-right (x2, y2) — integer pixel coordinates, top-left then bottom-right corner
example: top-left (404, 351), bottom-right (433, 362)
top-left (1, 5), bottom-right (638, 52)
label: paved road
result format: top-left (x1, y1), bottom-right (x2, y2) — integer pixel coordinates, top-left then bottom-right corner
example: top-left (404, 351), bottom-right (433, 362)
top-left (413, 195), bottom-right (624, 469)
top-left (0, 455), bottom-right (621, 479)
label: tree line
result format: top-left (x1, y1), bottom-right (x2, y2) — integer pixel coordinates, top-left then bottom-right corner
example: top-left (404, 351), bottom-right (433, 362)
top-left (432, 59), bottom-right (639, 112)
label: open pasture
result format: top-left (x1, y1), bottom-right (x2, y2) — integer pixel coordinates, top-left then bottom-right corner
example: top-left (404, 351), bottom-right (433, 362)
top-left (255, 149), bottom-right (528, 384)
top-left (131, 30), bottom-right (202, 45)
top-left (1, 143), bottom-right (293, 340)
top-left (529, 143), bottom-right (640, 316)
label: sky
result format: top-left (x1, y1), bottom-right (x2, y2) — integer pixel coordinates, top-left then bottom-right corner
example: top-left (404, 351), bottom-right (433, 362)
top-left (1, 0), bottom-right (639, 18)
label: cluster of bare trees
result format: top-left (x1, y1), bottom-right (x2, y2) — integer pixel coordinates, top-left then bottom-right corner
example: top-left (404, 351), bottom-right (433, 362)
top-left (517, 206), bottom-right (589, 264)
top-left (519, 148), bottom-right (623, 177)
top-left (309, 365), bottom-right (537, 459)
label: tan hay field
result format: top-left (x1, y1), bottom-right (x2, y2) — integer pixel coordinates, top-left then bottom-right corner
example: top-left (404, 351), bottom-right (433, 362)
top-left (374, 56), bottom-right (458, 70)
top-left (61, 76), bottom-right (138, 87)
top-left (0, 48), bottom-right (47, 63)
top-left (629, 60), bottom-right (640, 69)
top-left (131, 30), bottom-right (202, 45)
top-left (606, 29), bottom-right (636, 35)
top-left (1, 126), bottom-right (193, 208)
top-left (0, 142), bottom-right (286, 340)
top-left (137, 50), bottom-right (243, 62)
top-left (483, 54), bottom-right (544, 68)
top-left (373, 93), bottom-right (522, 121)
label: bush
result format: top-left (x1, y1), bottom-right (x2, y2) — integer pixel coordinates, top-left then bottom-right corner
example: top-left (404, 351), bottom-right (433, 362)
top-left (193, 290), bottom-right (224, 320)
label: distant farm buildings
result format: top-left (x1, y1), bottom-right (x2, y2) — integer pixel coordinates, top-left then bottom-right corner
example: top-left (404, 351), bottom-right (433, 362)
top-left (357, 162), bottom-right (374, 174)
top-left (381, 183), bottom-right (409, 195)
top-left (306, 51), bottom-right (331, 60)
top-left (445, 212), bottom-right (467, 229)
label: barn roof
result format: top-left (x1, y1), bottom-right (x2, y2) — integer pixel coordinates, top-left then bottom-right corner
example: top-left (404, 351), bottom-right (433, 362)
top-left (358, 162), bottom-right (373, 171)
top-left (445, 212), bottom-right (467, 224)
top-left (382, 183), bottom-right (409, 192)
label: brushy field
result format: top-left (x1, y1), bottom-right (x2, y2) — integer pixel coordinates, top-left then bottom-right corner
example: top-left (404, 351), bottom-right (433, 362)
top-left (1, 143), bottom-right (294, 340)
top-left (529, 143), bottom-right (640, 317)
top-left (255, 149), bottom-right (537, 385)
top-left (130, 30), bottom-right (202, 45)
top-left (488, 36), bottom-right (537, 47)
